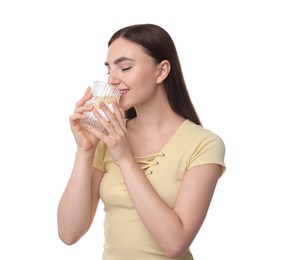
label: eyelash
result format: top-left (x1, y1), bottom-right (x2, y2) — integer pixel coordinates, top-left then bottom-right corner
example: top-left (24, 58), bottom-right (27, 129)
top-left (106, 67), bottom-right (131, 75)
top-left (122, 67), bottom-right (131, 71)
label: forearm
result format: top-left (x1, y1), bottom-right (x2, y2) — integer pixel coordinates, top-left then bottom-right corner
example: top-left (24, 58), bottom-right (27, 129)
top-left (119, 160), bottom-right (190, 256)
top-left (57, 149), bottom-right (97, 244)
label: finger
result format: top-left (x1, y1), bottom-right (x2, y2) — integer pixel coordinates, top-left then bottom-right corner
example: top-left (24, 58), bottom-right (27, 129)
top-left (69, 112), bottom-right (87, 129)
top-left (96, 102), bottom-right (121, 133)
top-left (75, 87), bottom-right (92, 108)
top-left (112, 101), bottom-right (126, 131)
top-left (74, 104), bottom-right (93, 115)
top-left (91, 106), bottom-right (112, 127)
top-left (90, 108), bottom-right (117, 138)
top-left (85, 122), bottom-right (111, 142)
top-left (69, 113), bottom-right (86, 122)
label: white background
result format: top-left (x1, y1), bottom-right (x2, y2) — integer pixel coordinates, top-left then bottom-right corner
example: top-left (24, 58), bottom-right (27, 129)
top-left (0, 0), bottom-right (282, 259)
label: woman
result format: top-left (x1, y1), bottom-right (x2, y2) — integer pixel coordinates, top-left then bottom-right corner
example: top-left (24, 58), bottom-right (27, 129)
top-left (57, 23), bottom-right (226, 260)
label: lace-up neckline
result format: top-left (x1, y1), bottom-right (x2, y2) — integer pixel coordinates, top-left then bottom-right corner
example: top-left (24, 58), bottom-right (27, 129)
top-left (135, 152), bottom-right (165, 175)
top-left (129, 120), bottom-right (188, 175)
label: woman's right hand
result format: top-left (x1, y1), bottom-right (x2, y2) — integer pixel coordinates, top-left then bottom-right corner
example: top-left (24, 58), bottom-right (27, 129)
top-left (69, 87), bottom-right (100, 151)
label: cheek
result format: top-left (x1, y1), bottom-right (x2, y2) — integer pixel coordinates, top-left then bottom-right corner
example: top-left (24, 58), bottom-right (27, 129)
top-left (118, 65), bottom-right (158, 109)
top-left (133, 66), bottom-right (158, 89)
top-left (133, 68), bottom-right (158, 98)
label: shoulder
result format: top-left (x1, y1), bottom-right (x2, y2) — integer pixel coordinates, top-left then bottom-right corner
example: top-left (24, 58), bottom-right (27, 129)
top-left (181, 120), bottom-right (226, 173)
top-left (168, 120), bottom-right (225, 163)
top-left (180, 120), bottom-right (225, 148)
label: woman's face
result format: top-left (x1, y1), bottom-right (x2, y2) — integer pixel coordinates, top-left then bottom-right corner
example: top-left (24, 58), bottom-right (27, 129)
top-left (105, 38), bottom-right (161, 111)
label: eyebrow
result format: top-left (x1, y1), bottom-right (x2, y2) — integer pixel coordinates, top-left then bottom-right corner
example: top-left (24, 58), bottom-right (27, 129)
top-left (104, 56), bottom-right (135, 66)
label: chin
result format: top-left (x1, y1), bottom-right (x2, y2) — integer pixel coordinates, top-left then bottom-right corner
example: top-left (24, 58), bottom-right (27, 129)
top-left (118, 100), bottom-right (131, 112)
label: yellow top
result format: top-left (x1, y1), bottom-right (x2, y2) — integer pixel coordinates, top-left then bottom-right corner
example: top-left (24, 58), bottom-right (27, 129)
top-left (93, 120), bottom-right (226, 260)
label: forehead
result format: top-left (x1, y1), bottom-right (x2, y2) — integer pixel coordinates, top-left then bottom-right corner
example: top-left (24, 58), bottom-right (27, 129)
top-left (106, 38), bottom-right (149, 63)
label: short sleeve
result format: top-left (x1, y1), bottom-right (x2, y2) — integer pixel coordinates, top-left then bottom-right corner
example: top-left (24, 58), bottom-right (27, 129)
top-left (188, 130), bottom-right (226, 176)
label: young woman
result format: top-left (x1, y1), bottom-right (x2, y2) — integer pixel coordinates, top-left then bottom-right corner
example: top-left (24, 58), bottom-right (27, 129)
top-left (57, 23), bottom-right (226, 260)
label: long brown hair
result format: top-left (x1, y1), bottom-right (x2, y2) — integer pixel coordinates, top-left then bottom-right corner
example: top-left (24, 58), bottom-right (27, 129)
top-left (108, 24), bottom-right (202, 126)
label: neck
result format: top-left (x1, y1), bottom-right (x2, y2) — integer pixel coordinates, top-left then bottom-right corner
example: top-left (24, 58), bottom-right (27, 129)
top-left (132, 101), bottom-right (184, 132)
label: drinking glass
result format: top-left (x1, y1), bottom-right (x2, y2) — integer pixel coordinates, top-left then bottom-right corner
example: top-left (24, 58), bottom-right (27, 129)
top-left (80, 81), bottom-right (121, 131)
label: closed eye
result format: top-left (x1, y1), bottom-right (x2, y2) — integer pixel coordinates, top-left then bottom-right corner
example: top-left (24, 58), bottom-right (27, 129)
top-left (122, 67), bottom-right (131, 71)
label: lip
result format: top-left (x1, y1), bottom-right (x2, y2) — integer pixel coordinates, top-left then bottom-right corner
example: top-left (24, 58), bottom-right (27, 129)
top-left (119, 89), bottom-right (129, 95)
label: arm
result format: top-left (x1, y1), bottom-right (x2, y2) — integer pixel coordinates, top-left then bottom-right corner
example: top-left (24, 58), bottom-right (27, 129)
top-left (119, 161), bottom-right (221, 258)
top-left (57, 150), bottom-right (103, 245)
top-left (57, 87), bottom-right (104, 245)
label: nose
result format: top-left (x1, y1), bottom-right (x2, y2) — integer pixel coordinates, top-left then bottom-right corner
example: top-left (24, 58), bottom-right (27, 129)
top-left (107, 72), bottom-right (121, 87)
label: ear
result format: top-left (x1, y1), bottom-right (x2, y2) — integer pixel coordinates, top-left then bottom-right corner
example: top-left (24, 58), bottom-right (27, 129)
top-left (156, 60), bottom-right (171, 84)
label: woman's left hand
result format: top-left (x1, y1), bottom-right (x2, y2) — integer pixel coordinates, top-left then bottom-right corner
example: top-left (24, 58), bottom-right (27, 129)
top-left (88, 101), bottom-right (134, 165)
